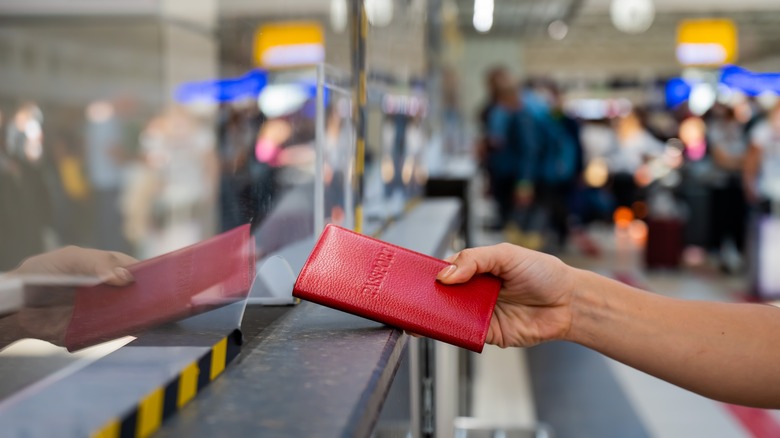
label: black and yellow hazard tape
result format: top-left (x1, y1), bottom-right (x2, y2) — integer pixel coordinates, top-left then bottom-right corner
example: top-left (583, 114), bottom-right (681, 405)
top-left (91, 329), bottom-right (242, 438)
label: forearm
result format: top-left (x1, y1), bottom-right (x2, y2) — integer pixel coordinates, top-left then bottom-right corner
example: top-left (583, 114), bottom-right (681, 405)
top-left (566, 269), bottom-right (780, 408)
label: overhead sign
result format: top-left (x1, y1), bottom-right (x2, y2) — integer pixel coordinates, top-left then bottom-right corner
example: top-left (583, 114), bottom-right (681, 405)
top-left (253, 21), bottom-right (325, 69)
top-left (676, 19), bottom-right (738, 66)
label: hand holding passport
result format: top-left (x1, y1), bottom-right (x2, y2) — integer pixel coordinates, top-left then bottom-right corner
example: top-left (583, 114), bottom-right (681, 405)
top-left (293, 225), bottom-right (501, 352)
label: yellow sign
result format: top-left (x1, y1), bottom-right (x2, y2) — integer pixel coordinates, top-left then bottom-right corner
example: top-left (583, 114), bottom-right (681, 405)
top-left (676, 19), bottom-right (738, 66)
top-left (253, 21), bottom-right (325, 69)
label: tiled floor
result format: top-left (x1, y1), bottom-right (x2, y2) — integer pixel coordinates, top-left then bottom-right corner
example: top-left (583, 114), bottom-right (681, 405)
top-left (468, 194), bottom-right (773, 438)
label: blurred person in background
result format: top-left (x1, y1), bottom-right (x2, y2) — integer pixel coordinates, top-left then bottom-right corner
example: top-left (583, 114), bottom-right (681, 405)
top-left (523, 82), bottom-right (582, 252)
top-left (1, 103), bottom-right (51, 268)
top-left (478, 66), bottom-right (510, 231)
top-left (705, 103), bottom-right (747, 272)
top-left (217, 104), bottom-right (257, 231)
top-left (122, 106), bottom-right (219, 258)
top-left (744, 101), bottom-right (780, 210)
top-left (49, 127), bottom-right (91, 246)
top-left (477, 67), bottom-right (507, 161)
top-left (483, 68), bottom-right (539, 231)
top-left (442, 66), bottom-right (466, 157)
top-left (608, 109), bottom-right (665, 208)
top-left (84, 98), bottom-right (134, 253)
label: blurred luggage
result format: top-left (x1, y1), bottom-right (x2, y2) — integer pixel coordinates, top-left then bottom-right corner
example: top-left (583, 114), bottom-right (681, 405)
top-left (645, 217), bottom-right (683, 269)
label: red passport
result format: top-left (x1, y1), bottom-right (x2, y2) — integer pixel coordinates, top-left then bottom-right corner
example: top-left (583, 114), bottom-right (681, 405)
top-left (64, 224), bottom-right (255, 350)
top-left (293, 225), bottom-right (501, 353)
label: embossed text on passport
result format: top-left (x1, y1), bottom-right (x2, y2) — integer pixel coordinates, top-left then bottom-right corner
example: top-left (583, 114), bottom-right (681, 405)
top-left (362, 246), bottom-right (396, 296)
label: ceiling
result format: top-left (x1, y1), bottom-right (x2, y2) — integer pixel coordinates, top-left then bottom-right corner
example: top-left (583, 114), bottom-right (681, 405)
top-left (454, 0), bottom-right (780, 37)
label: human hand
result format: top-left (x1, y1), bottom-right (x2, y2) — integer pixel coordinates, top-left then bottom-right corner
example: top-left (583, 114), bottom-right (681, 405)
top-left (1, 247), bottom-right (138, 348)
top-left (437, 243), bottom-right (576, 348)
top-left (10, 246), bottom-right (137, 286)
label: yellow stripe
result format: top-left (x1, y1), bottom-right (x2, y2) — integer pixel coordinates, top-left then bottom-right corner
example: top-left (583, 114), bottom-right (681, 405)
top-left (91, 419), bottom-right (120, 438)
top-left (136, 388), bottom-right (164, 438)
top-left (358, 72), bottom-right (367, 105)
top-left (210, 338), bottom-right (227, 380)
top-left (355, 139), bottom-right (365, 174)
top-left (355, 205), bottom-right (363, 234)
top-left (177, 362), bottom-right (199, 408)
top-left (360, 11), bottom-right (368, 37)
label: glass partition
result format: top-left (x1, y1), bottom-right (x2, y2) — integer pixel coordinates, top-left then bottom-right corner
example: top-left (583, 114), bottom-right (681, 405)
top-left (315, 64), bottom-right (355, 234)
top-left (363, 78), bottom-right (430, 229)
top-left (0, 7), bottom-right (332, 398)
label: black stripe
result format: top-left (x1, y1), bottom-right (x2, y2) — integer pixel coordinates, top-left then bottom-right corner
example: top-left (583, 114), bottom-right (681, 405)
top-left (119, 409), bottom-right (138, 438)
top-left (162, 378), bottom-right (179, 420)
top-left (197, 351), bottom-right (212, 391)
top-left (226, 330), bottom-right (242, 365)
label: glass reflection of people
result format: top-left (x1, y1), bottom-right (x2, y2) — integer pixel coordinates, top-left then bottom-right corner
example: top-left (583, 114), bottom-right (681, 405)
top-left (122, 106), bottom-right (219, 258)
top-left (438, 243), bottom-right (780, 409)
top-left (85, 99), bottom-right (133, 253)
top-left (218, 104), bottom-right (257, 232)
top-left (1, 103), bottom-right (51, 270)
top-left (50, 128), bottom-right (91, 247)
top-left (0, 247), bottom-right (137, 350)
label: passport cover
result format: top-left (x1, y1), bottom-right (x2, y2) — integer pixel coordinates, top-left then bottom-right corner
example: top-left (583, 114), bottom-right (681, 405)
top-left (64, 224), bottom-right (255, 350)
top-left (293, 225), bottom-right (501, 353)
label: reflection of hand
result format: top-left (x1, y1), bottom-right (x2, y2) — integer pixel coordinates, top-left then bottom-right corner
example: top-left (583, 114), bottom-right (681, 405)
top-left (11, 246), bottom-right (137, 286)
top-left (437, 243), bottom-right (574, 348)
top-left (1, 247), bottom-right (138, 349)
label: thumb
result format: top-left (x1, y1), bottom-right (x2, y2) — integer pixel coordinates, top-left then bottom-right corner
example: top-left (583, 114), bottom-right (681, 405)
top-left (437, 244), bottom-right (515, 284)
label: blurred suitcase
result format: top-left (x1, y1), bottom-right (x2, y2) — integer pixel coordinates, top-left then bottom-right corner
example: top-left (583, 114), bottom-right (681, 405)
top-left (645, 218), bottom-right (683, 269)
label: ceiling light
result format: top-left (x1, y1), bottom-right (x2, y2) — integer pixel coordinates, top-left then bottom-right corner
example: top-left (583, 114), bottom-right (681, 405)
top-left (473, 0), bottom-right (493, 33)
top-left (610, 0), bottom-right (655, 34)
top-left (548, 20), bottom-right (568, 40)
top-left (330, 0), bottom-right (347, 33)
top-left (366, 0), bottom-right (393, 27)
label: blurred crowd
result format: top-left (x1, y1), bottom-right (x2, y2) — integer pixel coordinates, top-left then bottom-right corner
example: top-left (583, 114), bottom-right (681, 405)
top-left (477, 65), bottom-right (780, 278)
top-left (0, 93), bottom-right (323, 271)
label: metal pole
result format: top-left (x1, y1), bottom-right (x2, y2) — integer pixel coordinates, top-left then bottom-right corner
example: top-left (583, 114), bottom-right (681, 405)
top-left (351, 0), bottom-right (367, 234)
top-left (314, 64), bottom-right (326, 234)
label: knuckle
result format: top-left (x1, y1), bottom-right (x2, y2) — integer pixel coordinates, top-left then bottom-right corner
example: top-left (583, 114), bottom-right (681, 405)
top-left (497, 242), bottom-right (514, 251)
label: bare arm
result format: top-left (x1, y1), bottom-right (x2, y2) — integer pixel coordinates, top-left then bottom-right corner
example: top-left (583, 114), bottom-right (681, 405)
top-left (438, 244), bottom-right (780, 409)
top-left (569, 269), bottom-right (780, 408)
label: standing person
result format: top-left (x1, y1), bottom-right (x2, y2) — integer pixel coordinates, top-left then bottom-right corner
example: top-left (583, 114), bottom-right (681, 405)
top-left (478, 67), bottom-right (510, 230)
top-left (744, 102), bottom-right (780, 297)
top-left (85, 100), bottom-right (131, 252)
top-left (608, 110), bottom-right (664, 207)
top-left (744, 101), bottom-right (780, 208)
top-left (525, 83), bottom-right (582, 251)
top-left (2, 104), bottom-right (50, 264)
top-left (484, 69), bottom-right (538, 230)
top-left (706, 104), bottom-right (747, 271)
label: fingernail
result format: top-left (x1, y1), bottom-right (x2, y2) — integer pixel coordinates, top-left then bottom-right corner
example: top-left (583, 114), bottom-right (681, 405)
top-left (438, 264), bottom-right (457, 279)
top-left (113, 267), bottom-right (133, 283)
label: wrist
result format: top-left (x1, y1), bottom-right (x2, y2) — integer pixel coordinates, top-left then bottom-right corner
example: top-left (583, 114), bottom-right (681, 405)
top-left (561, 268), bottom-right (602, 344)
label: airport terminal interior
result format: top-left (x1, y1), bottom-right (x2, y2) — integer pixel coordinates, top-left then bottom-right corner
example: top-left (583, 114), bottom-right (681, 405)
top-left (3, 0), bottom-right (780, 437)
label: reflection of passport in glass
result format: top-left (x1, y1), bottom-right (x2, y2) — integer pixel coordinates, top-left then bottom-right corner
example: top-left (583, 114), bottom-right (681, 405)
top-left (293, 225), bottom-right (501, 353)
top-left (64, 225), bottom-right (255, 351)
